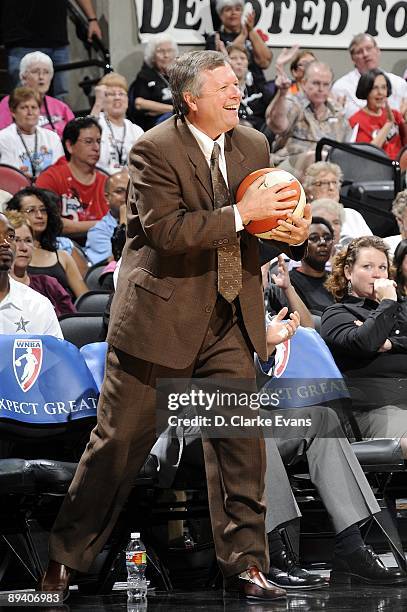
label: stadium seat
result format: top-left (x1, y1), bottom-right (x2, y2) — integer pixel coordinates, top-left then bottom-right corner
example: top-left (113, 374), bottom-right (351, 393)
top-left (84, 262), bottom-right (107, 290)
top-left (75, 290), bottom-right (111, 314)
top-left (0, 164), bottom-right (31, 194)
top-left (59, 313), bottom-right (105, 347)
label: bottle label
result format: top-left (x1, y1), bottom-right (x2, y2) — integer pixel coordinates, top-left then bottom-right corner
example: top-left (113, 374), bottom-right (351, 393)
top-left (126, 551), bottom-right (146, 565)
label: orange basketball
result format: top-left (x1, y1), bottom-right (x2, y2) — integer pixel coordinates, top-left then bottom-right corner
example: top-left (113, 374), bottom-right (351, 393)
top-left (236, 168), bottom-right (306, 239)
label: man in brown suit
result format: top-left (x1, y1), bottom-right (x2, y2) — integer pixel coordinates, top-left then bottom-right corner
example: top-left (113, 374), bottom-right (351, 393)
top-left (41, 50), bottom-right (311, 600)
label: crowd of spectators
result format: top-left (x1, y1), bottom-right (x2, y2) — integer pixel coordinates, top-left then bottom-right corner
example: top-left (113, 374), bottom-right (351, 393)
top-left (1, 0), bottom-right (407, 594)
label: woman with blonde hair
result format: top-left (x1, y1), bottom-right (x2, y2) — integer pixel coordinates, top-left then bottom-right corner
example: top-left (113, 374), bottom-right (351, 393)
top-left (91, 72), bottom-right (144, 174)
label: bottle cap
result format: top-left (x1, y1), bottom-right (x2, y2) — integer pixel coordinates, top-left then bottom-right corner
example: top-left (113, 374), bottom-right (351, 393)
top-left (130, 532), bottom-right (140, 539)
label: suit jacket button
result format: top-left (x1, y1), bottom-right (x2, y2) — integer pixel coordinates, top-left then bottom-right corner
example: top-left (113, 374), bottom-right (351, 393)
top-left (205, 305), bottom-right (212, 313)
top-left (223, 238), bottom-right (229, 244)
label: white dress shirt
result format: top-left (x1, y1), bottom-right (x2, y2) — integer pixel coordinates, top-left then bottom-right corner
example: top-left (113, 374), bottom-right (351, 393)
top-left (0, 277), bottom-right (63, 338)
top-left (187, 121), bottom-right (244, 231)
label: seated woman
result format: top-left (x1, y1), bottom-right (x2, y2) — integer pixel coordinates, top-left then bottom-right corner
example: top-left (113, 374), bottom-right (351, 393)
top-left (127, 35), bottom-right (178, 132)
top-left (303, 161), bottom-right (373, 240)
top-left (6, 210), bottom-right (76, 317)
top-left (91, 72), bottom-right (144, 174)
top-left (0, 87), bottom-right (64, 180)
top-left (349, 69), bottom-right (407, 160)
top-left (321, 236), bottom-right (407, 457)
top-left (0, 51), bottom-right (74, 138)
top-left (6, 187), bottom-right (88, 298)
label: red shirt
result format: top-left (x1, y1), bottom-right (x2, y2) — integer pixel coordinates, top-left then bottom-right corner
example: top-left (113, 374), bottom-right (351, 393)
top-left (349, 107), bottom-right (404, 160)
top-left (36, 157), bottom-right (108, 221)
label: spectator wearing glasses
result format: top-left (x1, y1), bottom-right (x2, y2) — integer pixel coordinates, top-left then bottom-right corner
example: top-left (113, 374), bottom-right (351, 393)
top-left (6, 186), bottom-right (87, 298)
top-left (90, 73), bottom-right (144, 175)
top-left (0, 87), bottom-right (64, 180)
top-left (0, 52), bottom-right (74, 138)
top-left (36, 116), bottom-right (108, 237)
top-left (266, 61), bottom-right (351, 179)
top-left (6, 210), bottom-right (76, 316)
top-left (332, 33), bottom-right (407, 119)
top-left (303, 161), bottom-right (373, 240)
top-left (128, 35), bottom-right (178, 132)
top-left (288, 216), bottom-right (335, 315)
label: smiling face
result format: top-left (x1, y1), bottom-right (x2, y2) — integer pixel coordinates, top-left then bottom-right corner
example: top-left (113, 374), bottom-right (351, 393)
top-left (184, 63), bottom-right (241, 139)
top-left (104, 86), bottom-right (128, 120)
top-left (366, 74), bottom-right (389, 113)
top-left (345, 247), bottom-right (389, 299)
top-left (351, 36), bottom-right (380, 74)
top-left (0, 215), bottom-right (16, 272)
top-left (22, 62), bottom-right (53, 96)
top-left (13, 224), bottom-right (34, 272)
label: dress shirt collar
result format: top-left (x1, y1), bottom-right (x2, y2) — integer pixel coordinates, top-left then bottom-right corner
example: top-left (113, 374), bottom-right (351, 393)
top-left (0, 276), bottom-right (23, 310)
top-left (186, 120), bottom-right (225, 164)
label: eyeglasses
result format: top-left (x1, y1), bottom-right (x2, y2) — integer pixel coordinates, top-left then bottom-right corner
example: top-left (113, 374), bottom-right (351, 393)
top-left (105, 91), bottom-right (127, 98)
top-left (351, 44), bottom-right (376, 57)
top-left (308, 234), bottom-right (334, 244)
top-left (77, 137), bottom-right (102, 146)
top-left (23, 206), bottom-right (48, 216)
top-left (312, 180), bottom-right (340, 188)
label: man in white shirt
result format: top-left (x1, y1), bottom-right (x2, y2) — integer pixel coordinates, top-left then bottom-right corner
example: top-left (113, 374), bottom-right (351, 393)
top-left (0, 213), bottom-right (63, 338)
top-left (332, 33), bottom-right (407, 119)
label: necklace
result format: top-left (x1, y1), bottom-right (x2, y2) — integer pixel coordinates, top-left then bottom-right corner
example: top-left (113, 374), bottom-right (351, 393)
top-left (106, 117), bottom-right (127, 166)
top-left (16, 127), bottom-right (40, 178)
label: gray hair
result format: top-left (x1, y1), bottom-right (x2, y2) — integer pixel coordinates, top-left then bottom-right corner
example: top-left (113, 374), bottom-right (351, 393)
top-left (144, 35), bottom-right (178, 68)
top-left (303, 161), bottom-right (343, 194)
top-left (311, 198), bottom-right (345, 224)
top-left (168, 50), bottom-right (229, 119)
top-left (349, 33), bottom-right (377, 55)
top-left (19, 51), bottom-right (54, 82)
top-left (216, 0), bottom-right (244, 16)
top-left (392, 189), bottom-right (407, 219)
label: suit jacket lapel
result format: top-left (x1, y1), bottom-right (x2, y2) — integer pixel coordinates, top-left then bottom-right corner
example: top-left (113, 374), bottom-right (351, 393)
top-left (177, 120), bottom-right (213, 202)
top-left (224, 130), bottom-right (249, 201)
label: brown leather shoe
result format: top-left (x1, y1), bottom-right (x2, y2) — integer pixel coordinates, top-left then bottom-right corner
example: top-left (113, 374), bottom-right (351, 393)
top-left (40, 560), bottom-right (72, 601)
top-left (224, 565), bottom-right (287, 601)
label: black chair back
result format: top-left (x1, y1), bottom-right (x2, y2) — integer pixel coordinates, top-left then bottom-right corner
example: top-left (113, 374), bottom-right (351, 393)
top-left (75, 290), bottom-right (111, 314)
top-left (59, 313), bottom-right (105, 347)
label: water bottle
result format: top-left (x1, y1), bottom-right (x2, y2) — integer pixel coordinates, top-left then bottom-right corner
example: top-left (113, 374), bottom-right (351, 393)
top-left (126, 532), bottom-right (147, 601)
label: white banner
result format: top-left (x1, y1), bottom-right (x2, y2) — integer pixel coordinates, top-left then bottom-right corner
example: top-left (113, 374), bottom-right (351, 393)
top-left (134, 0), bottom-right (407, 49)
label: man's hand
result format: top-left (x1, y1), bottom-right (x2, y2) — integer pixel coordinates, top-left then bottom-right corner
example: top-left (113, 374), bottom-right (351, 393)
top-left (266, 307), bottom-right (300, 356)
top-left (87, 19), bottom-right (102, 42)
top-left (271, 255), bottom-right (291, 290)
top-left (275, 64), bottom-right (291, 94)
top-left (266, 203), bottom-right (311, 246)
top-left (236, 175), bottom-right (298, 226)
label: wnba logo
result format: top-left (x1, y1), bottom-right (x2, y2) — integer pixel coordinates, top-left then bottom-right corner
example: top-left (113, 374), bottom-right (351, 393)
top-left (13, 339), bottom-right (43, 392)
top-left (273, 339), bottom-right (290, 378)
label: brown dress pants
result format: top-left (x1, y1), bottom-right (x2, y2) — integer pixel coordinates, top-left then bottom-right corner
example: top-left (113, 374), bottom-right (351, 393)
top-left (49, 298), bottom-right (269, 577)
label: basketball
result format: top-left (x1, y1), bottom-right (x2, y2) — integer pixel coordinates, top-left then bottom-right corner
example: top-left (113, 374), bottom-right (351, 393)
top-left (236, 168), bottom-right (306, 239)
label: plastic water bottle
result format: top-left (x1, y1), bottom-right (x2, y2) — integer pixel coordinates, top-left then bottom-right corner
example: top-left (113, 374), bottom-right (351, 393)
top-left (126, 532), bottom-right (147, 602)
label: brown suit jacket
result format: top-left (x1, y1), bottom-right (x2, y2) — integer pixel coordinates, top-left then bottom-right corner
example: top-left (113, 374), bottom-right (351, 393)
top-left (107, 117), bottom-right (300, 368)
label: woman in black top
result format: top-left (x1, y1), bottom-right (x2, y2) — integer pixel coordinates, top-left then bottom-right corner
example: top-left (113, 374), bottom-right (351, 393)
top-left (321, 236), bottom-right (407, 456)
top-left (128, 35), bottom-right (177, 131)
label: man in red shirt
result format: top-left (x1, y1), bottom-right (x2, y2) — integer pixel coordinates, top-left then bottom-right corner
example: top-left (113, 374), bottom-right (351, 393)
top-left (36, 116), bottom-right (108, 236)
